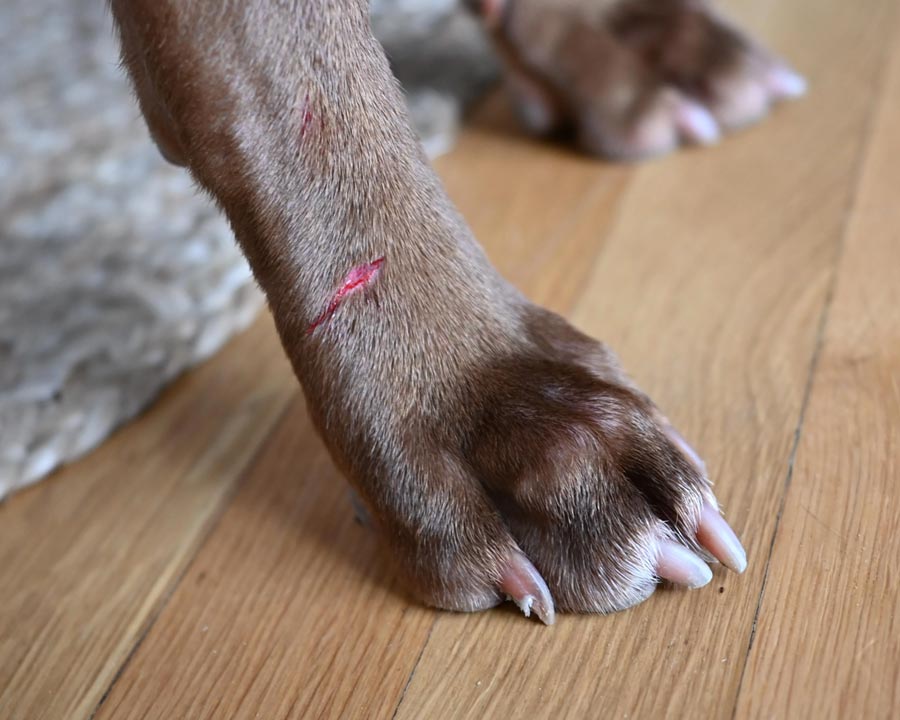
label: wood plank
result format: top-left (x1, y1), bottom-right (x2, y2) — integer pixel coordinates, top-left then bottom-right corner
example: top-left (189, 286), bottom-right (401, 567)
top-left (440, 93), bottom-right (632, 315)
top-left (0, 316), bottom-right (295, 720)
top-left (93, 395), bottom-right (437, 720)
top-left (88, 97), bottom-right (629, 720)
top-left (735, 11), bottom-right (900, 717)
top-left (393, 0), bottom-right (896, 718)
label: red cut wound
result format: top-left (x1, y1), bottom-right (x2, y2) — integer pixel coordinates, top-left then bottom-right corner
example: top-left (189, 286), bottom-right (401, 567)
top-left (307, 257), bottom-right (385, 334)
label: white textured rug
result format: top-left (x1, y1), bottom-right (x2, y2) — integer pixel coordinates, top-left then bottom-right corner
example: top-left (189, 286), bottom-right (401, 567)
top-left (0, 0), bottom-right (497, 499)
top-left (0, 0), bottom-right (264, 496)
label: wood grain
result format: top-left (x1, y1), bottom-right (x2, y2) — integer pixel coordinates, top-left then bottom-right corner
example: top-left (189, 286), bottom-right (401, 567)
top-left (0, 318), bottom-right (295, 720)
top-left (94, 395), bottom-right (437, 719)
top-left (735, 10), bottom-right (900, 717)
top-left (392, 0), bottom-right (897, 717)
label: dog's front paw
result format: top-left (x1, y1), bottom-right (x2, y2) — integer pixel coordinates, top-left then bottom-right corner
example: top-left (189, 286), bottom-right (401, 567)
top-left (459, 307), bottom-right (747, 614)
top-left (475, 0), bottom-right (805, 160)
top-left (328, 302), bottom-right (746, 622)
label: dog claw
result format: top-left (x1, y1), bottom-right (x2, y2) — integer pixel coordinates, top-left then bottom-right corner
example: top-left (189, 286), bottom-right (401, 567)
top-left (697, 500), bottom-right (748, 573)
top-left (676, 101), bottom-right (721, 146)
top-left (659, 423), bottom-right (747, 574)
top-left (657, 539), bottom-right (713, 589)
top-left (766, 66), bottom-right (808, 100)
top-left (499, 550), bottom-right (556, 625)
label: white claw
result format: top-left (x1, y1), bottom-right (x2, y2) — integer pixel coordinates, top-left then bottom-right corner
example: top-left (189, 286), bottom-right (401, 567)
top-left (676, 101), bottom-right (721, 146)
top-left (697, 500), bottom-right (748, 573)
top-left (499, 550), bottom-right (555, 625)
top-left (657, 539), bottom-right (713, 589)
top-left (767, 67), bottom-right (808, 100)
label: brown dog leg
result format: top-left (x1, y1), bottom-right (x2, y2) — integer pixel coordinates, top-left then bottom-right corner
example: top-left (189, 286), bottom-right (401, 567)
top-left (109, 0), bottom-right (746, 622)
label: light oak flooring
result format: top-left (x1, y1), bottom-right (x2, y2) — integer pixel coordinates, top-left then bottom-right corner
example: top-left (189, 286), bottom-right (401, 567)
top-left (2, 0), bottom-right (899, 717)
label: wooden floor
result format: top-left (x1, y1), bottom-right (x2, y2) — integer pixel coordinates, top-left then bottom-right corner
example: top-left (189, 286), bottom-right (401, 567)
top-left (3, 1), bottom-right (899, 717)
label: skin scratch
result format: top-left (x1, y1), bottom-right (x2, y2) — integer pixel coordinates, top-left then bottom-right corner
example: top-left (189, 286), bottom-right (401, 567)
top-left (307, 257), bottom-right (385, 334)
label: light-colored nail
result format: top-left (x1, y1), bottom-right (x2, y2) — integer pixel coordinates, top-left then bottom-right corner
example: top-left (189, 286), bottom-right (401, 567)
top-left (657, 539), bottom-right (714, 589)
top-left (499, 550), bottom-right (556, 625)
top-left (768, 67), bottom-right (808, 99)
top-left (678, 103), bottom-right (721, 146)
top-left (697, 501), bottom-right (748, 573)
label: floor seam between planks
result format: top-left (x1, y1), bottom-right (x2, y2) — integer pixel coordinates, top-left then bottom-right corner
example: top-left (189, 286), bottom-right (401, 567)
top-left (389, 618), bottom-right (438, 720)
top-left (87, 396), bottom-right (299, 720)
top-left (728, 272), bottom-right (831, 720)
top-left (728, 18), bottom-right (900, 717)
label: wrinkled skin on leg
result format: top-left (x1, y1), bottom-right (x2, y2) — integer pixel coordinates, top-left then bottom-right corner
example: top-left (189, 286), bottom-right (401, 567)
top-left (110, 0), bottom-right (754, 623)
top-left (472, 0), bottom-right (805, 159)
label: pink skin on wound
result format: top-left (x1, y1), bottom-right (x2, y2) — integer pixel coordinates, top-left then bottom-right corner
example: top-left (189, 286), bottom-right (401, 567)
top-left (307, 257), bottom-right (385, 334)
